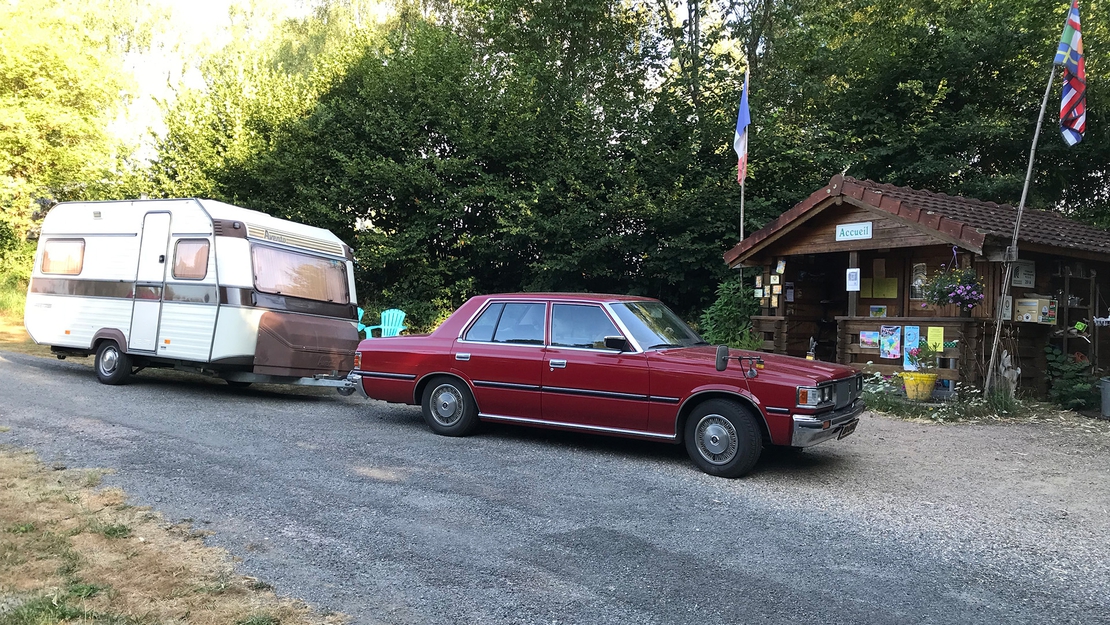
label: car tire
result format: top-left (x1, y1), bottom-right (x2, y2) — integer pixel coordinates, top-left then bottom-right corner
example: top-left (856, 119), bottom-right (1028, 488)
top-left (684, 399), bottom-right (762, 478)
top-left (421, 376), bottom-right (479, 437)
top-left (94, 341), bottom-right (132, 386)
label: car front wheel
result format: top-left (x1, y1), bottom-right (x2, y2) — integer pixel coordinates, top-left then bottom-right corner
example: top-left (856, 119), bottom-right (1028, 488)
top-left (421, 376), bottom-right (479, 436)
top-left (684, 399), bottom-right (762, 478)
top-left (94, 341), bottom-right (132, 385)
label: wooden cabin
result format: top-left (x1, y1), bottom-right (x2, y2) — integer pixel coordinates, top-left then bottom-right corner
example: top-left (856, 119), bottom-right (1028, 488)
top-left (723, 174), bottom-right (1110, 395)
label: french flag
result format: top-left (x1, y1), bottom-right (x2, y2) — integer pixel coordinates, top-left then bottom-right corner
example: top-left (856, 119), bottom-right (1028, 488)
top-left (734, 70), bottom-right (751, 184)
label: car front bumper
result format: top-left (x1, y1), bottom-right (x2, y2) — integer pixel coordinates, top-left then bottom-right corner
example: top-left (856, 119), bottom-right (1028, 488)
top-left (790, 400), bottom-right (865, 447)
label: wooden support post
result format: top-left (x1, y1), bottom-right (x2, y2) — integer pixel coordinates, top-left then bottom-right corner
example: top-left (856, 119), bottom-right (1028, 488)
top-left (848, 251), bottom-right (859, 318)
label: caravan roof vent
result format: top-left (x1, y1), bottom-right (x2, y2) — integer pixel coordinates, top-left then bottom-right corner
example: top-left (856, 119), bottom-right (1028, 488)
top-left (93, 211), bottom-right (101, 219)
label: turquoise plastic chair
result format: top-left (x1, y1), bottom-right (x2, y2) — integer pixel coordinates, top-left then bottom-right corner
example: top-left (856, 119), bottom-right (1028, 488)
top-left (365, 308), bottom-right (407, 337)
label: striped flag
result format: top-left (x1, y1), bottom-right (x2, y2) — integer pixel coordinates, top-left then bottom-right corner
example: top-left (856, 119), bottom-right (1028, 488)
top-left (1054, 0), bottom-right (1086, 146)
top-left (734, 70), bottom-right (750, 184)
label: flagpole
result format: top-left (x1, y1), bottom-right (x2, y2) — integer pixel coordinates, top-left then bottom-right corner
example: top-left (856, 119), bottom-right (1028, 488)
top-left (985, 64), bottom-right (1057, 394)
top-left (740, 181), bottom-right (745, 240)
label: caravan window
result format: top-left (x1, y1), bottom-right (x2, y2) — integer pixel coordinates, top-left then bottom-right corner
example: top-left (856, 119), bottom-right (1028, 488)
top-left (173, 239), bottom-right (210, 280)
top-left (251, 244), bottom-right (349, 304)
top-left (41, 239), bottom-right (85, 275)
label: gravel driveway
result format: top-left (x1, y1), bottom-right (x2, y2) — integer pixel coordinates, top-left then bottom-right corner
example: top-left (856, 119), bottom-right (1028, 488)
top-left (1, 349), bottom-right (1109, 624)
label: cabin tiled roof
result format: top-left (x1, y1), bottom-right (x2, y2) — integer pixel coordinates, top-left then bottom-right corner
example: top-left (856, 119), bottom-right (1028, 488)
top-left (724, 174), bottom-right (1110, 266)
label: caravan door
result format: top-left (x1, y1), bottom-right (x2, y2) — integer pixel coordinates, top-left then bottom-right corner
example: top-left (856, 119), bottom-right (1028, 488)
top-left (129, 212), bottom-right (171, 352)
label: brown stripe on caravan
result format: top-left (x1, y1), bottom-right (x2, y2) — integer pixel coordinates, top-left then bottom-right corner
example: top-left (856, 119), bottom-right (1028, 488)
top-left (163, 284), bottom-right (218, 304)
top-left (30, 278), bottom-right (356, 320)
top-left (30, 277), bottom-right (134, 299)
top-left (251, 291), bottom-right (358, 320)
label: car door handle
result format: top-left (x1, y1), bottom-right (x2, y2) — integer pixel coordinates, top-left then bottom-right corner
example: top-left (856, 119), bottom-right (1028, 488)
top-left (549, 359), bottom-right (567, 369)
top-left (455, 353), bottom-right (471, 361)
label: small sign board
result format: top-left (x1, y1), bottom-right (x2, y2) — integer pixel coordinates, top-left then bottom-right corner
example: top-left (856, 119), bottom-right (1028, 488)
top-left (846, 268), bottom-right (861, 292)
top-left (1012, 261), bottom-right (1035, 288)
top-left (835, 221), bottom-right (873, 241)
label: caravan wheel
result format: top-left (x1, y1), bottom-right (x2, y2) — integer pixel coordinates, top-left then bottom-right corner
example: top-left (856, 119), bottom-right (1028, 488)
top-left (95, 341), bottom-right (132, 385)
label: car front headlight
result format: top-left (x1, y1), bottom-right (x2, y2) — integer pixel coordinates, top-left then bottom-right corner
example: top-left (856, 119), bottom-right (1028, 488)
top-left (797, 385), bottom-right (833, 408)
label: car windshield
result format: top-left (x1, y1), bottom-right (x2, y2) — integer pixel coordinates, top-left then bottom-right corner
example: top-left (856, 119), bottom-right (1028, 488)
top-left (610, 301), bottom-right (707, 350)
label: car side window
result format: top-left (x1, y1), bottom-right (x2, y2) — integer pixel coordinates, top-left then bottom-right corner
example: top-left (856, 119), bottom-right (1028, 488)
top-left (464, 303), bottom-right (504, 342)
top-left (551, 304), bottom-right (621, 349)
top-left (491, 303), bottom-right (546, 345)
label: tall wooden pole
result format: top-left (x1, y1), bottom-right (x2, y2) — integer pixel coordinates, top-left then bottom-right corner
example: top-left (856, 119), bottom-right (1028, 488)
top-left (740, 180), bottom-right (745, 240)
top-left (985, 65), bottom-right (1057, 394)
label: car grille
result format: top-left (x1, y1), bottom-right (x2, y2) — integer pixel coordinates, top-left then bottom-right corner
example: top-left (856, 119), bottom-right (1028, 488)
top-left (834, 374), bottom-right (862, 409)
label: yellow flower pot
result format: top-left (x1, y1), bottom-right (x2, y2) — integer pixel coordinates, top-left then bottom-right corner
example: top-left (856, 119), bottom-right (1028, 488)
top-left (902, 372), bottom-right (938, 401)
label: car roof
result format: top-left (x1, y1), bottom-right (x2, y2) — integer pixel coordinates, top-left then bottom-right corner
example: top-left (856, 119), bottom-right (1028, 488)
top-left (473, 293), bottom-right (659, 304)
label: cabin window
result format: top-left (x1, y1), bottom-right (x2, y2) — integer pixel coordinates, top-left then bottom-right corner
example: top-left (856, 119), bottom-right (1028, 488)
top-left (251, 244), bottom-right (349, 304)
top-left (41, 239), bottom-right (85, 275)
top-left (173, 239), bottom-right (210, 280)
top-left (910, 263), bottom-right (927, 300)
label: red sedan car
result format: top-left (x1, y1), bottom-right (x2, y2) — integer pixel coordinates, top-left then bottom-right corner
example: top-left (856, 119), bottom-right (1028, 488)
top-left (351, 293), bottom-right (863, 477)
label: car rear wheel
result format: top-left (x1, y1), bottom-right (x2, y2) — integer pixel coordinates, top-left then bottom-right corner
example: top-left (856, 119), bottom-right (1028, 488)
top-left (684, 399), bottom-right (762, 478)
top-left (421, 376), bottom-right (479, 436)
top-left (94, 341), bottom-right (131, 385)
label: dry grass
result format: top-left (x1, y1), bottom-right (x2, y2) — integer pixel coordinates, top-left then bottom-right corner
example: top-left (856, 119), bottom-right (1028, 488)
top-left (0, 447), bottom-right (346, 624)
top-left (0, 311), bottom-right (53, 359)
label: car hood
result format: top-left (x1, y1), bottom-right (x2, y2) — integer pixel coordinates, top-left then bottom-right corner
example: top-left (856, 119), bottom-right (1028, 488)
top-left (649, 346), bottom-right (858, 387)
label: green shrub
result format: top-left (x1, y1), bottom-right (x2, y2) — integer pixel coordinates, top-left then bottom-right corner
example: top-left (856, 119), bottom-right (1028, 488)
top-left (1044, 346), bottom-right (1099, 410)
top-left (699, 276), bottom-right (761, 349)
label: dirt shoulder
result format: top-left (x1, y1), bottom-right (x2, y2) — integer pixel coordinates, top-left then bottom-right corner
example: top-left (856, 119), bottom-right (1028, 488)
top-left (0, 446), bottom-right (345, 624)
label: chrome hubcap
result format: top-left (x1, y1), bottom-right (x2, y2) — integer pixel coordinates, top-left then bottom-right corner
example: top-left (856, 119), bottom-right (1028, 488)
top-left (695, 415), bottom-right (738, 465)
top-left (431, 384), bottom-right (463, 426)
top-left (100, 348), bottom-right (118, 374)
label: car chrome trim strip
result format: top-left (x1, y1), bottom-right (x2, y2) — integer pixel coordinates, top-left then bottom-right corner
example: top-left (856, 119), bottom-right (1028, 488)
top-left (353, 370), bottom-right (417, 381)
top-left (648, 396), bottom-right (681, 404)
top-left (765, 406), bottom-right (791, 414)
top-left (479, 413), bottom-right (676, 440)
top-left (543, 385), bottom-right (648, 401)
top-left (473, 380), bottom-right (541, 391)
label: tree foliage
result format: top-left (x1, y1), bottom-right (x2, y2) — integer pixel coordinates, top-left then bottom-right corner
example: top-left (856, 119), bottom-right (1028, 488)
top-left (137, 0), bottom-right (1110, 329)
top-left (0, 0), bottom-right (160, 238)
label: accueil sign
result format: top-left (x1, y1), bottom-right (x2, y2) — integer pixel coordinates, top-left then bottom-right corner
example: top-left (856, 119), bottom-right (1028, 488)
top-left (835, 221), bottom-right (873, 241)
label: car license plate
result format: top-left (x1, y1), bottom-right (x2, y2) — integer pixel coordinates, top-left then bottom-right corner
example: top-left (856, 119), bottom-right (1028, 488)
top-left (837, 420), bottom-right (858, 440)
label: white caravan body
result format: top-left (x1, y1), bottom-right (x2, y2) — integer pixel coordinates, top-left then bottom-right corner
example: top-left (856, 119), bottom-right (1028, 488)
top-left (25, 199), bottom-right (360, 387)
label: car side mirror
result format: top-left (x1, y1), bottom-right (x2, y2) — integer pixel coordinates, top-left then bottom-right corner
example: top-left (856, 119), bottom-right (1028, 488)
top-left (715, 344), bottom-right (729, 371)
top-left (604, 336), bottom-right (629, 352)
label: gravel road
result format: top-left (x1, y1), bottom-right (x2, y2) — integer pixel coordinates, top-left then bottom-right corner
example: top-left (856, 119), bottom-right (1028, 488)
top-left (2, 349), bottom-right (1109, 624)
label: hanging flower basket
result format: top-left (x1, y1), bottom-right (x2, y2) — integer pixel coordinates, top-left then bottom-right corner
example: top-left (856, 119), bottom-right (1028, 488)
top-left (921, 266), bottom-right (985, 313)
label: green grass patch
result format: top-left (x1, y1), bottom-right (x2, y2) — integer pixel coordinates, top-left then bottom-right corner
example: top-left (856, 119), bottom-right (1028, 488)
top-left (0, 272), bottom-right (27, 318)
top-left (237, 615), bottom-right (281, 625)
top-left (90, 521), bottom-right (133, 539)
top-left (6, 521), bottom-right (35, 533)
top-left (863, 371), bottom-right (1032, 422)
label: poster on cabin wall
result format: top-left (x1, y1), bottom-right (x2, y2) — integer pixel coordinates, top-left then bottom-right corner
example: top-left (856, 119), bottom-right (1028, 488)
top-left (859, 331), bottom-right (880, 349)
top-left (903, 326), bottom-right (920, 370)
top-left (880, 325), bottom-right (902, 359)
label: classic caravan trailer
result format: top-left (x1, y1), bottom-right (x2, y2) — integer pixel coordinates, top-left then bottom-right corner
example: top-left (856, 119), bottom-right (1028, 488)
top-left (25, 199), bottom-right (360, 391)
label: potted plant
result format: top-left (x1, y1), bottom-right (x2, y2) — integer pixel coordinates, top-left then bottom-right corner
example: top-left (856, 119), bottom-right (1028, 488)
top-left (921, 266), bottom-right (985, 315)
top-left (902, 339), bottom-right (941, 401)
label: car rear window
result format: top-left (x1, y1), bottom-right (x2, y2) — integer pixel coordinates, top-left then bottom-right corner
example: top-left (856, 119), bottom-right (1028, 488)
top-left (464, 301), bottom-right (546, 345)
top-left (464, 303), bottom-right (504, 342)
